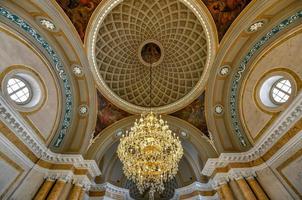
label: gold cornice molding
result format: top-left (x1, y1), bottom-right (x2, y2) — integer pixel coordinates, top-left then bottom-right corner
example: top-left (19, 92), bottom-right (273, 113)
top-left (202, 90), bottom-right (302, 180)
top-left (180, 190), bottom-right (216, 199)
top-left (0, 121), bottom-right (96, 180)
top-left (0, 95), bottom-right (101, 179)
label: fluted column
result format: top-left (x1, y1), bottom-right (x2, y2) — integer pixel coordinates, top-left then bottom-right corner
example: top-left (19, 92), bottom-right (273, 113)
top-left (236, 177), bottom-right (257, 200)
top-left (68, 184), bottom-right (83, 200)
top-left (78, 188), bottom-right (86, 200)
top-left (246, 176), bottom-right (269, 200)
top-left (34, 177), bottom-right (55, 200)
top-left (47, 179), bottom-right (67, 200)
top-left (215, 186), bottom-right (224, 199)
top-left (220, 181), bottom-right (235, 200)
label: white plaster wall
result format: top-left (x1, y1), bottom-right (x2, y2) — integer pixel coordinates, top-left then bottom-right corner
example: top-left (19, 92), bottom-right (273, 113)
top-left (256, 168), bottom-right (294, 200)
top-left (0, 26), bottom-right (60, 144)
top-left (10, 169), bottom-right (44, 200)
top-left (242, 31), bottom-right (302, 141)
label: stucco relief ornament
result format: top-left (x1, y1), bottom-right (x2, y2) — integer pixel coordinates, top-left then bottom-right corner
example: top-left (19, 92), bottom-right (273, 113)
top-left (219, 66), bottom-right (230, 76)
top-left (72, 65), bottom-right (84, 77)
top-left (214, 105), bottom-right (224, 115)
top-left (248, 21), bottom-right (264, 32)
top-left (40, 19), bottom-right (56, 31)
top-left (79, 105), bottom-right (88, 116)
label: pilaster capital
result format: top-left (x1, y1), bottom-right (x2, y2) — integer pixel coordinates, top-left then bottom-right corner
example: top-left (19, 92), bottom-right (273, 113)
top-left (44, 174), bottom-right (57, 182)
top-left (58, 174), bottom-right (73, 182)
top-left (47, 171), bottom-right (73, 183)
top-left (228, 169), bottom-right (257, 180)
top-left (72, 176), bottom-right (91, 189)
top-left (246, 175), bottom-right (256, 180)
top-left (229, 171), bottom-right (244, 180)
top-left (212, 176), bottom-right (229, 188)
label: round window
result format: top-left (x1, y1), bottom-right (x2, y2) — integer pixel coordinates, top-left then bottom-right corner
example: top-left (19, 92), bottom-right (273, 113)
top-left (256, 71), bottom-right (297, 112)
top-left (1, 68), bottom-right (45, 112)
top-left (6, 76), bottom-right (32, 105)
top-left (270, 78), bottom-right (292, 104)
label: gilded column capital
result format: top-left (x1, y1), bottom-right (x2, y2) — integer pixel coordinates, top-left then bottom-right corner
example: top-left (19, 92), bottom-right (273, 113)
top-left (47, 172), bottom-right (73, 183)
top-left (44, 175), bottom-right (57, 182)
top-left (72, 176), bottom-right (91, 190)
top-left (211, 176), bottom-right (229, 188)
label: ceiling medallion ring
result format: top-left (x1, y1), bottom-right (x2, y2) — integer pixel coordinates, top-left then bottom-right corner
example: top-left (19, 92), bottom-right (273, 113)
top-left (87, 0), bottom-right (217, 114)
top-left (138, 40), bottom-right (164, 67)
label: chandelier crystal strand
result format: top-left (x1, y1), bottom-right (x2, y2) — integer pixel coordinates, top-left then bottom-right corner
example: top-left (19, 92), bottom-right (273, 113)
top-left (117, 112), bottom-right (183, 199)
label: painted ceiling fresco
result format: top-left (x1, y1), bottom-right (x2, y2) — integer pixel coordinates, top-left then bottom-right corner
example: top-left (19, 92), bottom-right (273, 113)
top-left (172, 93), bottom-right (208, 136)
top-left (202, 0), bottom-right (251, 40)
top-left (56, 0), bottom-right (102, 40)
top-left (95, 92), bottom-right (130, 137)
top-left (56, 0), bottom-right (251, 41)
top-left (56, 0), bottom-right (250, 135)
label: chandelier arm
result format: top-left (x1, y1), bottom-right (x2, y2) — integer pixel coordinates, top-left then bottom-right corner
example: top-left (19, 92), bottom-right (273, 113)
top-left (149, 59), bottom-right (152, 111)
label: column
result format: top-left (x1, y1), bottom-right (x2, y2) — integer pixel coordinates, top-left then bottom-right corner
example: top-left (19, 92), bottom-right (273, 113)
top-left (78, 188), bottom-right (86, 200)
top-left (215, 186), bottom-right (224, 199)
top-left (236, 177), bottom-right (257, 200)
top-left (229, 179), bottom-right (245, 200)
top-left (34, 177), bottom-right (55, 200)
top-left (220, 182), bottom-right (235, 199)
top-left (47, 179), bottom-right (67, 200)
top-left (68, 184), bottom-right (83, 200)
top-left (246, 176), bottom-right (269, 200)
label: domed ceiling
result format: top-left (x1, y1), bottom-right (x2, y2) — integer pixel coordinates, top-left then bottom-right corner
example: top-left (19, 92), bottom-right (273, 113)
top-left (94, 0), bottom-right (207, 109)
top-left (57, 0), bottom-right (251, 133)
top-left (87, 0), bottom-right (217, 114)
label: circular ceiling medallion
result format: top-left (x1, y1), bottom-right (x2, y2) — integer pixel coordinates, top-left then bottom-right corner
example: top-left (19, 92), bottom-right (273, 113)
top-left (139, 40), bottom-right (164, 67)
top-left (87, 0), bottom-right (217, 114)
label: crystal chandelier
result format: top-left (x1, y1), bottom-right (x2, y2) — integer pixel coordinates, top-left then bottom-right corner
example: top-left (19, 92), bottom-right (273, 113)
top-left (117, 112), bottom-right (183, 198)
top-left (117, 54), bottom-right (183, 199)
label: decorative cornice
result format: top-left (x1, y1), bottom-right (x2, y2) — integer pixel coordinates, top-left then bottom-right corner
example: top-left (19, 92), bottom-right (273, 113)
top-left (229, 10), bottom-right (302, 146)
top-left (0, 94), bottom-right (101, 177)
top-left (172, 181), bottom-right (218, 200)
top-left (90, 182), bottom-right (133, 199)
top-left (0, 6), bottom-right (73, 148)
top-left (202, 91), bottom-right (302, 176)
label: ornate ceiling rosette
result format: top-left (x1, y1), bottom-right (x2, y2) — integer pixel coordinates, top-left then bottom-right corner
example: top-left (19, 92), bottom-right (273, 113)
top-left (86, 0), bottom-right (217, 114)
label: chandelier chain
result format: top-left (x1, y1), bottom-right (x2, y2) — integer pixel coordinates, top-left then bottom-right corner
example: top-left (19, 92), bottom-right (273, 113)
top-left (117, 52), bottom-right (183, 200)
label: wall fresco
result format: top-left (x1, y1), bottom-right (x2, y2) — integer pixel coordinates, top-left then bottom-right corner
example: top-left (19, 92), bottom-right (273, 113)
top-left (56, 0), bottom-right (102, 40)
top-left (56, 0), bottom-right (251, 41)
top-left (202, 0), bottom-right (251, 40)
top-left (95, 91), bottom-right (130, 137)
top-left (172, 93), bottom-right (208, 136)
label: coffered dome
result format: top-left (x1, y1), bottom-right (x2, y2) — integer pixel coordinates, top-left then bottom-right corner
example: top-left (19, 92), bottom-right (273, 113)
top-left (87, 0), bottom-right (217, 114)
